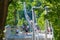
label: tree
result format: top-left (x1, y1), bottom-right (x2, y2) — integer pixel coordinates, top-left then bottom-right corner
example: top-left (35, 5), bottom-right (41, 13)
top-left (6, 0), bottom-right (60, 40)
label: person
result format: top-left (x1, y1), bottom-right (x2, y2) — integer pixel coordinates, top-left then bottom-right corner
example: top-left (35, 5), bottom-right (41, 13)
top-left (36, 25), bottom-right (40, 33)
top-left (50, 27), bottom-right (52, 32)
top-left (22, 23), bottom-right (29, 35)
top-left (50, 27), bottom-right (53, 34)
top-left (16, 28), bottom-right (20, 34)
top-left (47, 27), bottom-right (50, 32)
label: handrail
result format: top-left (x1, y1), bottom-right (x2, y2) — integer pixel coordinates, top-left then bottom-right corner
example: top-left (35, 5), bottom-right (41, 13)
top-left (23, 2), bottom-right (31, 26)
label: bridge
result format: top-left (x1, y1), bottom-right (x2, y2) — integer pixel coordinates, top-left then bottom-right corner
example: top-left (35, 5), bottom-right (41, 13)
top-left (3, 2), bottom-right (54, 40)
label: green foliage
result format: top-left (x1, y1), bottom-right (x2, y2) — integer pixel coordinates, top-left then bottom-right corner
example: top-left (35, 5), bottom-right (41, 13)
top-left (6, 0), bottom-right (60, 40)
top-left (37, 11), bottom-right (45, 30)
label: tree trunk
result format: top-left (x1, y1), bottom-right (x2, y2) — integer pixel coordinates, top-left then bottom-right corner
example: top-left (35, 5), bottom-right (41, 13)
top-left (0, 0), bottom-right (8, 40)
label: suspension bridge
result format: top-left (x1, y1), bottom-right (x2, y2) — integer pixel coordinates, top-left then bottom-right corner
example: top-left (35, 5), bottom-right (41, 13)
top-left (3, 2), bottom-right (54, 40)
